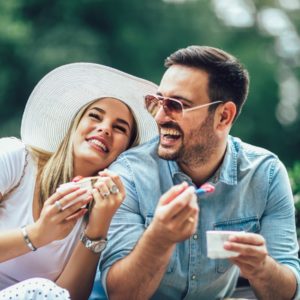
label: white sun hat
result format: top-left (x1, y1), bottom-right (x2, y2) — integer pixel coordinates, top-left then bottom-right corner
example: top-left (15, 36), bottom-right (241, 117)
top-left (21, 62), bottom-right (158, 152)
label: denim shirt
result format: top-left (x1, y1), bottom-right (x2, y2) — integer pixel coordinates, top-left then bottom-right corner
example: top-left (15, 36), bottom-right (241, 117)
top-left (100, 135), bottom-right (300, 300)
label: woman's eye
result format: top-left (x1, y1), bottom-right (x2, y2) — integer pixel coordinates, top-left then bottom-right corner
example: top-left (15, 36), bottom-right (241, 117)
top-left (88, 112), bottom-right (102, 120)
top-left (114, 125), bottom-right (127, 133)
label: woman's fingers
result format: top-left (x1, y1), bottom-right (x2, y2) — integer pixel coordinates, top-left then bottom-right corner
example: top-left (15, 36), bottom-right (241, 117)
top-left (52, 188), bottom-right (91, 210)
top-left (46, 185), bottom-right (80, 205)
top-left (98, 170), bottom-right (125, 195)
top-left (94, 181), bottom-right (111, 198)
top-left (65, 208), bottom-right (88, 221)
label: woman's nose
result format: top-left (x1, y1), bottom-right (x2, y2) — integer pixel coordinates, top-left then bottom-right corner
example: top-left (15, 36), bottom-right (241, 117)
top-left (96, 124), bottom-right (111, 136)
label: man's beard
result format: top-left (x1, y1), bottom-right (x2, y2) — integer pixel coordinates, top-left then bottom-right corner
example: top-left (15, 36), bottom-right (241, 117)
top-left (158, 112), bottom-right (218, 166)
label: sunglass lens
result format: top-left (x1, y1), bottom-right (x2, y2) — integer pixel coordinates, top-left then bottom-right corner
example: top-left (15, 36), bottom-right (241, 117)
top-left (164, 99), bottom-right (182, 116)
top-left (145, 95), bottom-right (159, 117)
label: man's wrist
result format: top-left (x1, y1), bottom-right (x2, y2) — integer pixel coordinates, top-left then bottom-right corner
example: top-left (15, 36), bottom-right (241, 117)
top-left (248, 255), bottom-right (275, 283)
top-left (145, 223), bottom-right (176, 253)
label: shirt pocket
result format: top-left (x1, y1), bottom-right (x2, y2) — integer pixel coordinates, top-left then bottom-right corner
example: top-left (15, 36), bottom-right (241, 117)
top-left (213, 216), bottom-right (260, 273)
top-left (145, 214), bottom-right (177, 273)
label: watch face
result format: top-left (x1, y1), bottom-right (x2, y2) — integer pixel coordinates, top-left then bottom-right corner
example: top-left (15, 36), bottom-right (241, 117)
top-left (93, 241), bottom-right (106, 253)
top-left (81, 233), bottom-right (107, 253)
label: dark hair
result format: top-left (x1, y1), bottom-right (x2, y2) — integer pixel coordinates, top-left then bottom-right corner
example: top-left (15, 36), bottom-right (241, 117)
top-left (165, 45), bottom-right (250, 119)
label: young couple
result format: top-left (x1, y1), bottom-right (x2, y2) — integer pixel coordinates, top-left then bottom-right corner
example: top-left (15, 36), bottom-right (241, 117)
top-left (1, 46), bottom-right (299, 300)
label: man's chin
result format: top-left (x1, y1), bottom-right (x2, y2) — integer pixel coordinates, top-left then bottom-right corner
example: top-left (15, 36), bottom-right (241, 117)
top-left (157, 144), bottom-right (179, 160)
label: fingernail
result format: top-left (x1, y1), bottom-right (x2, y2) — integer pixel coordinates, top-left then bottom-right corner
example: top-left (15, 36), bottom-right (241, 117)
top-left (223, 241), bottom-right (230, 249)
top-left (72, 176), bottom-right (83, 182)
top-left (228, 235), bottom-right (236, 241)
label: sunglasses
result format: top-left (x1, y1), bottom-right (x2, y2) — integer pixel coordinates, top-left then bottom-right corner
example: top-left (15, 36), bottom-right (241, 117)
top-left (144, 94), bottom-right (222, 119)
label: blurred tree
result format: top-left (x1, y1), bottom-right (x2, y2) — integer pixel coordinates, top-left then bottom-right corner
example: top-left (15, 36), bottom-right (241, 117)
top-left (0, 0), bottom-right (299, 166)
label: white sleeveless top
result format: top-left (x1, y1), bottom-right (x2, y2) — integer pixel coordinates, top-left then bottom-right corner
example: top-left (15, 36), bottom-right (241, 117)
top-left (0, 138), bottom-right (85, 290)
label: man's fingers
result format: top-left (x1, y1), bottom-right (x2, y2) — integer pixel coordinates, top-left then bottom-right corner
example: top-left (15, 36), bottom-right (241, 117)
top-left (228, 232), bottom-right (265, 246)
top-left (157, 186), bottom-right (197, 221)
top-left (159, 182), bottom-right (189, 205)
top-left (172, 197), bottom-right (199, 227)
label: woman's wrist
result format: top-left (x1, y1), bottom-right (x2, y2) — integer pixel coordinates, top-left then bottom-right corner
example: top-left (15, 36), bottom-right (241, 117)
top-left (20, 225), bottom-right (37, 251)
top-left (25, 223), bottom-right (46, 248)
top-left (84, 217), bottom-right (109, 240)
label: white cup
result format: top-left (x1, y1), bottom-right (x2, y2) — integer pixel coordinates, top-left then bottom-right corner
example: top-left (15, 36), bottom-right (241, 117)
top-left (57, 180), bottom-right (93, 210)
top-left (206, 230), bottom-right (245, 259)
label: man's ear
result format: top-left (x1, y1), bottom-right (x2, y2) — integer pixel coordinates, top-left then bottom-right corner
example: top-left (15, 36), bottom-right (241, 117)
top-left (216, 101), bottom-right (236, 128)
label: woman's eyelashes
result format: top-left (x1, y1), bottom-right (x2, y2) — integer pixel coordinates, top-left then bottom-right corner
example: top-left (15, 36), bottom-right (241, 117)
top-left (114, 125), bottom-right (127, 134)
top-left (88, 112), bottom-right (128, 134)
top-left (88, 112), bottom-right (102, 121)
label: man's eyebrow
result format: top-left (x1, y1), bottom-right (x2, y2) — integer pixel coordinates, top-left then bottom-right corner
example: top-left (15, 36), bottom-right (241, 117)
top-left (156, 92), bottom-right (193, 104)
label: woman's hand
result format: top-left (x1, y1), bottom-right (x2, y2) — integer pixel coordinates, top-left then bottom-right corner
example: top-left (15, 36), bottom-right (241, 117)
top-left (28, 185), bottom-right (92, 248)
top-left (84, 169), bottom-right (125, 239)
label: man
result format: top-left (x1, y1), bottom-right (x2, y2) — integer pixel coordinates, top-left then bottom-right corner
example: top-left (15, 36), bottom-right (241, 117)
top-left (100, 46), bottom-right (300, 299)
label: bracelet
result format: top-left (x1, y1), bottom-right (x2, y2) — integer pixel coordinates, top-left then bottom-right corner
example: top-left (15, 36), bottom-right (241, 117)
top-left (20, 225), bottom-right (37, 251)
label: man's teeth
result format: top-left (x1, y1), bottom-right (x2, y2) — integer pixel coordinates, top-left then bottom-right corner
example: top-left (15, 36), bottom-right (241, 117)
top-left (89, 139), bottom-right (108, 152)
top-left (161, 128), bottom-right (181, 136)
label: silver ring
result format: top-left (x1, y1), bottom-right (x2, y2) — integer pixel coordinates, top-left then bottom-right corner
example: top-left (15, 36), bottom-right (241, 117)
top-left (54, 200), bottom-right (63, 212)
top-left (110, 185), bottom-right (120, 194)
top-left (102, 191), bottom-right (110, 198)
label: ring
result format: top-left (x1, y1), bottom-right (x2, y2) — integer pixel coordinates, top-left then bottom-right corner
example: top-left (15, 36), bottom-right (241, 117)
top-left (54, 200), bottom-right (63, 212)
top-left (102, 191), bottom-right (110, 198)
top-left (110, 185), bottom-right (120, 194)
top-left (187, 217), bottom-right (195, 223)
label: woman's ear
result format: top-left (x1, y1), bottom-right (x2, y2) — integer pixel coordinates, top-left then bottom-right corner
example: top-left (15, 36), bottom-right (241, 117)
top-left (216, 101), bottom-right (236, 129)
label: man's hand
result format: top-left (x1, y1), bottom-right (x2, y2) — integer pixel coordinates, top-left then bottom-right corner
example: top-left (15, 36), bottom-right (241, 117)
top-left (149, 182), bottom-right (199, 247)
top-left (224, 232), bottom-right (298, 300)
top-left (224, 232), bottom-right (268, 280)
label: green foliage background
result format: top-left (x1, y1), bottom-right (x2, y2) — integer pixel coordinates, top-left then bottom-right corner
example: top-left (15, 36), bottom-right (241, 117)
top-left (0, 0), bottom-right (299, 169)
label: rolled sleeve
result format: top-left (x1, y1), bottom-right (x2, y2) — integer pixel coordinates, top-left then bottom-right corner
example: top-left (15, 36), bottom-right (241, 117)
top-left (261, 159), bottom-right (300, 298)
top-left (99, 155), bottom-right (147, 295)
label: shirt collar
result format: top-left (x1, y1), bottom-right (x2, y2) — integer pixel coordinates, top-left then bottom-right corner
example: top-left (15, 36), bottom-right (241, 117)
top-left (167, 135), bottom-right (238, 186)
top-left (213, 136), bottom-right (238, 185)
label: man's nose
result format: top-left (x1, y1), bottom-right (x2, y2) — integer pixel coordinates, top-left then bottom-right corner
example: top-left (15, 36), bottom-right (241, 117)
top-left (155, 105), bottom-right (171, 123)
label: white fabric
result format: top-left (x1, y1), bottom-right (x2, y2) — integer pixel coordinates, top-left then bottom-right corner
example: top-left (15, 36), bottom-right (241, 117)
top-left (0, 138), bottom-right (85, 290)
top-left (0, 278), bottom-right (70, 299)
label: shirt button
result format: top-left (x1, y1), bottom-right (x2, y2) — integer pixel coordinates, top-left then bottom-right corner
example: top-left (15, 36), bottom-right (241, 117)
top-left (191, 274), bottom-right (196, 280)
top-left (193, 234), bottom-right (198, 240)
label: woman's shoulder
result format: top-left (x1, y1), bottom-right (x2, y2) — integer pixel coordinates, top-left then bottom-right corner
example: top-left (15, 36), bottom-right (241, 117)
top-left (0, 137), bottom-right (25, 155)
top-left (0, 137), bottom-right (27, 170)
top-left (0, 138), bottom-right (28, 196)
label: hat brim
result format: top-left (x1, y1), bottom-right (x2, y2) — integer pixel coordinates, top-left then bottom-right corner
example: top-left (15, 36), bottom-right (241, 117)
top-left (21, 63), bottom-right (158, 152)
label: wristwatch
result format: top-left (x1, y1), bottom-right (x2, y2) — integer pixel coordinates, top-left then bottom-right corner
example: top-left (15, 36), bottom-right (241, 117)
top-left (80, 232), bottom-right (107, 254)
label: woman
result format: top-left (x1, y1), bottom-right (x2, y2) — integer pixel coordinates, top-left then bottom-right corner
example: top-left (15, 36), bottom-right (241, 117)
top-left (0, 63), bottom-right (158, 300)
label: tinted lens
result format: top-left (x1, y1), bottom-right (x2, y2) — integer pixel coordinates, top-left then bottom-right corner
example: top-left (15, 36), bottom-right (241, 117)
top-left (145, 95), bottom-right (159, 117)
top-left (163, 99), bottom-right (183, 117)
top-left (144, 95), bottom-right (183, 118)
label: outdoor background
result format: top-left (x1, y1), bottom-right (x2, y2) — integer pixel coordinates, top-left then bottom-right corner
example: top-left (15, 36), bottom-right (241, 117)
top-left (0, 0), bottom-right (300, 226)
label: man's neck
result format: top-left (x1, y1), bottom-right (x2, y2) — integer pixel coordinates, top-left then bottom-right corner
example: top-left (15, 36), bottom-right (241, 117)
top-left (179, 143), bottom-right (227, 187)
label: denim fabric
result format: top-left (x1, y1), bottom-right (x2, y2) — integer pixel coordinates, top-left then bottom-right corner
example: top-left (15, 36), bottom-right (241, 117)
top-left (89, 264), bottom-right (107, 300)
top-left (100, 135), bottom-right (300, 300)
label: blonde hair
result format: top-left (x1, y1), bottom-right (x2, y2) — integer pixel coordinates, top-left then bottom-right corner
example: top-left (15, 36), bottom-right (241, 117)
top-left (30, 98), bottom-right (139, 207)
